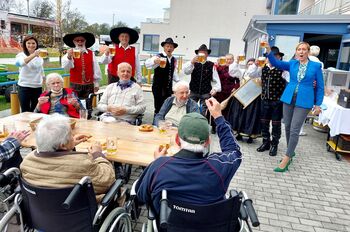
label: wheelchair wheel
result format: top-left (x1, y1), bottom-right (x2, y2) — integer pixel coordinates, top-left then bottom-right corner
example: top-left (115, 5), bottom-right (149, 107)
top-left (99, 207), bottom-right (132, 232)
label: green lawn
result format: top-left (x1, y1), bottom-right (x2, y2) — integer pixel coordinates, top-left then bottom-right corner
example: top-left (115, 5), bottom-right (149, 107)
top-left (0, 53), bottom-right (16, 58)
top-left (0, 96), bottom-right (10, 111)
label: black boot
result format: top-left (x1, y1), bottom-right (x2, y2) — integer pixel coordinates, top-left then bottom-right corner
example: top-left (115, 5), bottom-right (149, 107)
top-left (257, 140), bottom-right (270, 152)
top-left (269, 145), bottom-right (278, 156)
top-left (236, 134), bottom-right (242, 141)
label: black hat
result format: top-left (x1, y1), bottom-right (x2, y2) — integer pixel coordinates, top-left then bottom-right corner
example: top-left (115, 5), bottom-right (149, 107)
top-left (264, 46), bottom-right (284, 57)
top-left (63, 32), bottom-right (95, 48)
top-left (161, 37), bottom-right (178, 48)
top-left (195, 44), bottom-right (211, 55)
top-left (105, 40), bottom-right (112, 46)
top-left (110, 27), bottom-right (139, 45)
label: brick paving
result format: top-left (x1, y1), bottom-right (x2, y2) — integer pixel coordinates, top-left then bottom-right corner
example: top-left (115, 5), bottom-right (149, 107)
top-left (1, 90), bottom-right (350, 232)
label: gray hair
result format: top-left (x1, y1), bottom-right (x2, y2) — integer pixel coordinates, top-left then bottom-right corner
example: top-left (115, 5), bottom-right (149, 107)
top-left (35, 114), bottom-right (71, 152)
top-left (117, 62), bottom-right (132, 71)
top-left (310, 45), bottom-right (320, 57)
top-left (46, 73), bottom-right (64, 89)
top-left (179, 137), bottom-right (206, 153)
top-left (173, 80), bottom-right (190, 92)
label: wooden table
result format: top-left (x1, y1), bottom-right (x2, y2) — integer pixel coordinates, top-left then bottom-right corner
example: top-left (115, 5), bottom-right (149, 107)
top-left (0, 112), bottom-right (178, 166)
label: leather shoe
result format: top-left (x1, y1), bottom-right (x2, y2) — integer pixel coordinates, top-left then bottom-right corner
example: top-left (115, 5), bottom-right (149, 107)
top-left (257, 141), bottom-right (270, 152)
top-left (246, 137), bottom-right (253, 144)
top-left (236, 134), bottom-right (242, 141)
top-left (269, 145), bottom-right (278, 156)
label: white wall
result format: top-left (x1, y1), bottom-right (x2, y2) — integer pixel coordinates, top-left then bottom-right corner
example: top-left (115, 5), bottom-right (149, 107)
top-left (140, 0), bottom-right (270, 60)
top-left (298, 0), bottom-right (315, 12)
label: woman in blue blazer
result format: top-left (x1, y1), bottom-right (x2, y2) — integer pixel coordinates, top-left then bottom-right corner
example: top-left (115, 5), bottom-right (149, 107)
top-left (267, 42), bottom-right (324, 172)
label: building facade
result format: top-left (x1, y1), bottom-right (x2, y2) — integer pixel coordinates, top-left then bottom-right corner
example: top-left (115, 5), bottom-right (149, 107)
top-left (0, 10), bottom-right (56, 50)
top-left (139, 0), bottom-right (271, 60)
top-left (243, 0), bottom-right (350, 70)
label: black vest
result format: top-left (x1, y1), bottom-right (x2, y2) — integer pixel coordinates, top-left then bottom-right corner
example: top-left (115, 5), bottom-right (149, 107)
top-left (261, 66), bottom-right (286, 101)
top-left (153, 53), bottom-right (176, 95)
top-left (190, 61), bottom-right (214, 95)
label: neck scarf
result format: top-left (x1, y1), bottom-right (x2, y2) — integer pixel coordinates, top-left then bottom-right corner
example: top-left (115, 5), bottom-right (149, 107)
top-left (117, 80), bottom-right (133, 90)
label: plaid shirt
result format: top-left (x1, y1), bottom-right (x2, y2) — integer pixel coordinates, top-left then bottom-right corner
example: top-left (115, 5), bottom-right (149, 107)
top-left (0, 137), bottom-right (21, 162)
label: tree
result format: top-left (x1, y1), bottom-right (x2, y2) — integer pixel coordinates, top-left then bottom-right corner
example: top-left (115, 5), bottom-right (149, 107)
top-left (31, 0), bottom-right (54, 19)
top-left (84, 23), bottom-right (99, 35)
top-left (0, 0), bottom-right (14, 11)
top-left (11, 0), bottom-right (26, 14)
top-left (98, 23), bottom-right (110, 35)
top-left (112, 21), bottom-right (128, 28)
top-left (61, 0), bottom-right (88, 34)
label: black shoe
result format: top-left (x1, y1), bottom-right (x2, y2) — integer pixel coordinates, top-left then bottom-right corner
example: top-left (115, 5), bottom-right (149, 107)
top-left (247, 137), bottom-right (253, 144)
top-left (236, 134), bottom-right (242, 141)
top-left (211, 127), bottom-right (216, 134)
top-left (269, 145), bottom-right (278, 156)
top-left (257, 141), bottom-right (270, 152)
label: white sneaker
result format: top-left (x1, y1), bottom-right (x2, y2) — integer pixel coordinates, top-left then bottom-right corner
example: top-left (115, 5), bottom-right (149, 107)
top-left (299, 132), bottom-right (307, 136)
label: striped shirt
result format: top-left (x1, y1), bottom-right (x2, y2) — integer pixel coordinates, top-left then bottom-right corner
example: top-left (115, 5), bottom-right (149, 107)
top-left (0, 138), bottom-right (21, 162)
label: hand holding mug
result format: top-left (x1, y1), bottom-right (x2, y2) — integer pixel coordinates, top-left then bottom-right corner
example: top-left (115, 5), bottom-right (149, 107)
top-left (38, 96), bottom-right (49, 106)
top-left (154, 57), bottom-right (161, 65)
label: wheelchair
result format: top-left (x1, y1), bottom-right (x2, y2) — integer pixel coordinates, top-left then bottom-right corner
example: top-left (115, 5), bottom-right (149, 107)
top-left (142, 189), bottom-right (260, 232)
top-left (0, 168), bottom-right (141, 232)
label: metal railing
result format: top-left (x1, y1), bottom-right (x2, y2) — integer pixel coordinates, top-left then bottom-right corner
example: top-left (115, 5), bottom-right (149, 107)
top-left (299, 0), bottom-right (350, 15)
top-left (0, 68), bottom-right (69, 87)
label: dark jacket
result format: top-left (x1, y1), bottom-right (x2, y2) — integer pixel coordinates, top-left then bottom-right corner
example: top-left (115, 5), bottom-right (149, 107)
top-left (136, 116), bottom-right (242, 214)
top-left (154, 96), bottom-right (199, 126)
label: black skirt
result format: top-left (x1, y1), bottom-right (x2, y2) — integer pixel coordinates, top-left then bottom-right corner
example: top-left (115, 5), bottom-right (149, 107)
top-left (225, 96), bottom-right (261, 136)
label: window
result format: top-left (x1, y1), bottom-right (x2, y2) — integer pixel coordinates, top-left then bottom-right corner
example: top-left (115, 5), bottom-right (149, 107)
top-left (143, 34), bottom-right (159, 52)
top-left (0, 20), bottom-right (5, 29)
top-left (274, 35), bottom-right (300, 61)
top-left (209, 38), bottom-right (230, 57)
top-left (275, 0), bottom-right (299, 15)
top-left (339, 42), bottom-right (350, 71)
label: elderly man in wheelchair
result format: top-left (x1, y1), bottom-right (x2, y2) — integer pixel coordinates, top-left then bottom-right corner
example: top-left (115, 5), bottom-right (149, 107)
top-left (0, 114), bottom-right (136, 231)
top-left (135, 98), bottom-right (259, 232)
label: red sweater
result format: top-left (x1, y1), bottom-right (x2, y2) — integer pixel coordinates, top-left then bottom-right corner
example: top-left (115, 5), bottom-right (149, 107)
top-left (39, 88), bottom-right (80, 118)
top-left (108, 45), bottom-right (136, 77)
top-left (70, 50), bottom-right (94, 84)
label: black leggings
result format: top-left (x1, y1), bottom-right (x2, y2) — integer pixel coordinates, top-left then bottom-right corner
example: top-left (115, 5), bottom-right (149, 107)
top-left (18, 86), bottom-right (42, 112)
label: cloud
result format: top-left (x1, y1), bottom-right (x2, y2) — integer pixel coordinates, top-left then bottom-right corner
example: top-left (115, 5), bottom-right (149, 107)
top-left (59, 0), bottom-right (170, 27)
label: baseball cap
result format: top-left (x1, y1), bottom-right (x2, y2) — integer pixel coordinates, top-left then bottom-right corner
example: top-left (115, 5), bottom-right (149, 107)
top-left (178, 113), bottom-right (209, 144)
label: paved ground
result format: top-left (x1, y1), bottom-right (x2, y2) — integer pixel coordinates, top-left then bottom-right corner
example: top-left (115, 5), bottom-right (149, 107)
top-left (1, 91), bottom-right (350, 232)
top-left (131, 92), bottom-right (350, 232)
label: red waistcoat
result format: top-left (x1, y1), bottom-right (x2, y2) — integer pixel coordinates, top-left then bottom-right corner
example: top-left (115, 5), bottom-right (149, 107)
top-left (39, 88), bottom-right (80, 118)
top-left (108, 45), bottom-right (136, 77)
top-left (70, 50), bottom-right (94, 84)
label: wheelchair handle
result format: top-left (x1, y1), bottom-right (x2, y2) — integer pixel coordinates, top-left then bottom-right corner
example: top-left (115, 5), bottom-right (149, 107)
top-left (159, 189), bottom-right (169, 229)
top-left (62, 184), bottom-right (81, 209)
top-left (0, 167), bottom-right (20, 187)
top-left (244, 199), bottom-right (260, 227)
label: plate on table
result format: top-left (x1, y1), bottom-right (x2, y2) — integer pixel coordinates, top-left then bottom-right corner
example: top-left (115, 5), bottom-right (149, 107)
top-left (139, 124), bottom-right (154, 132)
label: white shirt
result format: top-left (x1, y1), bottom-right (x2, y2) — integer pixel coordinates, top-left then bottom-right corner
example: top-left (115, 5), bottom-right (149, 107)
top-left (15, 52), bottom-right (44, 88)
top-left (61, 48), bottom-right (102, 87)
top-left (99, 44), bottom-right (142, 83)
top-left (309, 55), bottom-right (324, 69)
top-left (97, 82), bottom-right (146, 122)
top-left (182, 61), bottom-right (221, 92)
top-left (144, 51), bottom-right (180, 82)
top-left (254, 63), bottom-right (290, 82)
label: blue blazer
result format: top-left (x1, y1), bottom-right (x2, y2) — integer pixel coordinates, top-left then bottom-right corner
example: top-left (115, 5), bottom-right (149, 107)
top-left (268, 53), bottom-right (324, 109)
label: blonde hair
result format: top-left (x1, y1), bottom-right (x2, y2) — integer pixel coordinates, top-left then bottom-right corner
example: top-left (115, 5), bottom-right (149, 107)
top-left (296, 42), bottom-right (310, 51)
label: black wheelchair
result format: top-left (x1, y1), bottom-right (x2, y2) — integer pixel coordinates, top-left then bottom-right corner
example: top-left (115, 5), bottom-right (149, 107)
top-left (0, 168), bottom-right (141, 232)
top-left (142, 189), bottom-right (260, 232)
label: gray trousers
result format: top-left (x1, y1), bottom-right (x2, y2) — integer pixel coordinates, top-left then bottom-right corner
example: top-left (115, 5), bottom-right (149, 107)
top-left (283, 96), bottom-right (311, 157)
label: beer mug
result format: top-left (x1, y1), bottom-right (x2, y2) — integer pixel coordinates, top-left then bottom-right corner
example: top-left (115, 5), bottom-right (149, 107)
top-left (197, 53), bottom-right (206, 63)
top-left (106, 137), bottom-right (118, 155)
top-left (158, 120), bottom-right (167, 134)
top-left (219, 56), bottom-right (226, 66)
top-left (39, 49), bottom-right (48, 58)
top-left (73, 48), bottom-right (81, 59)
top-left (159, 57), bottom-right (167, 68)
top-left (257, 56), bottom-right (266, 67)
top-left (238, 53), bottom-right (245, 62)
top-left (109, 45), bottom-right (116, 56)
top-left (259, 34), bottom-right (268, 48)
top-left (79, 109), bottom-right (88, 120)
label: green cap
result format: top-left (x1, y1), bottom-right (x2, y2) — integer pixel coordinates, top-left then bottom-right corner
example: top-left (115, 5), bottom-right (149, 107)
top-left (178, 113), bottom-right (209, 144)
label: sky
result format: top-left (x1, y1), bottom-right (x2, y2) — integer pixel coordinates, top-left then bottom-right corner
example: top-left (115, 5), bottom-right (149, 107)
top-left (61, 0), bottom-right (170, 27)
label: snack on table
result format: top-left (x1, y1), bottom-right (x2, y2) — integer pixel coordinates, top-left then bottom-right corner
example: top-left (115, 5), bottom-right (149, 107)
top-left (159, 143), bottom-right (170, 150)
top-left (139, 124), bottom-right (154, 132)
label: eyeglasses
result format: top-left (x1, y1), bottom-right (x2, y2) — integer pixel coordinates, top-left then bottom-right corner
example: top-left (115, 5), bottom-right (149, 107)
top-left (74, 39), bottom-right (85, 42)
